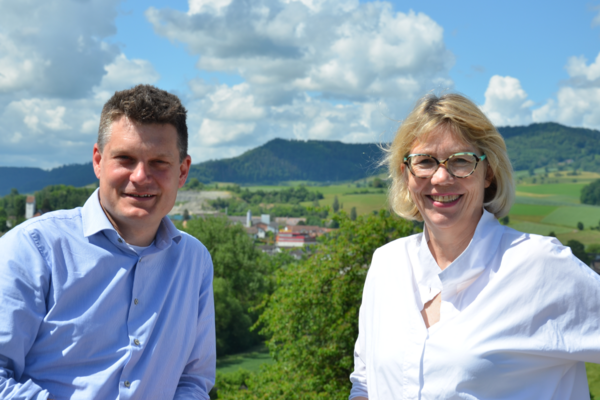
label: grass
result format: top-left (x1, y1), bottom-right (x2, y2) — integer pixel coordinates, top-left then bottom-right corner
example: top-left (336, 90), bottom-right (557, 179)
top-left (216, 345), bottom-right (273, 374)
top-left (509, 221), bottom-right (573, 236)
top-left (589, 363), bottom-right (600, 398)
top-left (541, 206), bottom-right (600, 229)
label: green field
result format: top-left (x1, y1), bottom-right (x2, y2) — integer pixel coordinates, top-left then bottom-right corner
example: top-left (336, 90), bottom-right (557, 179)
top-left (216, 345), bottom-right (273, 374)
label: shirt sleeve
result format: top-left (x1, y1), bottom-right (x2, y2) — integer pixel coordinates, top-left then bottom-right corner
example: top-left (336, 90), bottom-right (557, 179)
top-left (0, 227), bottom-right (52, 399)
top-left (349, 325), bottom-right (369, 399)
top-left (349, 252), bottom-right (373, 400)
top-left (173, 250), bottom-right (216, 400)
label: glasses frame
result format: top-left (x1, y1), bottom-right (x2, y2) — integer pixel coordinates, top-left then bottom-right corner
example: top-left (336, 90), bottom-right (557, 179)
top-left (403, 152), bottom-right (487, 179)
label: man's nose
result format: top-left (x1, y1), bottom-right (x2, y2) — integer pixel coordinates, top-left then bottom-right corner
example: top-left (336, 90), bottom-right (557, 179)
top-left (130, 162), bottom-right (151, 183)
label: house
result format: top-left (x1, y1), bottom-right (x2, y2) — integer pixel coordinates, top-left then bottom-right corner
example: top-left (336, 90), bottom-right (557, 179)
top-left (284, 225), bottom-right (331, 237)
top-left (26, 196), bottom-right (36, 219)
top-left (245, 226), bottom-right (259, 239)
top-left (275, 217), bottom-right (306, 226)
top-left (276, 230), bottom-right (317, 248)
top-left (255, 222), bottom-right (279, 239)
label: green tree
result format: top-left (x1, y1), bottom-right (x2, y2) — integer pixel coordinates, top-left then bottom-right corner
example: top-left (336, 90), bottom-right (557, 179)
top-left (214, 211), bottom-right (413, 399)
top-left (577, 221), bottom-right (584, 231)
top-left (183, 216), bottom-right (272, 355)
top-left (332, 195), bottom-right (340, 213)
top-left (587, 243), bottom-right (600, 254)
top-left (500, 216), bottom-right (509, 225)
top-left (350, 207), bottom-right (357, 221)
top-left (183, 177), bottom-right (204, 191)
top-left (567, 239), bottom-right (591, 265)
top-left (581, 180), bottom-right (600, 205)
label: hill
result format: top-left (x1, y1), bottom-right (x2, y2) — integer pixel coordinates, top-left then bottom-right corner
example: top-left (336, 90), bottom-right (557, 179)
top-left (0, 163), bottom-right (96, 197)
top-left (187, 139), bottom-right (384, 184)
top-left (2, 122), bottom-right (600, 194)
top-left (499, 122), bottom-right (600, 171)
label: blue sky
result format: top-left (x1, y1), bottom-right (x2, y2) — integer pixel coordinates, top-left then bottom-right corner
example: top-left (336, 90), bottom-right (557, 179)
top-left (1, 0), bottom-right (599, 168)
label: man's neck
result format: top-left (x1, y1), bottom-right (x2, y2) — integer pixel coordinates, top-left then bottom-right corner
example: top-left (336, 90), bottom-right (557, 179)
top-left (98, 198), bottom-right (159, 247)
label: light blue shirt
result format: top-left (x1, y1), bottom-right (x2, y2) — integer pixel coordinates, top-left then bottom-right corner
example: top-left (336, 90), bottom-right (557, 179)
top-left (0, 190), bottom-right (215, 399)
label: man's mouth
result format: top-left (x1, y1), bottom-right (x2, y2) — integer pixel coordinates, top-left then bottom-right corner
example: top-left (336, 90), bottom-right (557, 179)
top-left (428, 194), bottom-right (461, 203)
top-left (125, 193), bottom-right (156, 199)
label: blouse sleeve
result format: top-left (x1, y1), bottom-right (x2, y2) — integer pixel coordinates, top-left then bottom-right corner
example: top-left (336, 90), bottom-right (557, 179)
top-left (349, 302), bottom-right (369, 399)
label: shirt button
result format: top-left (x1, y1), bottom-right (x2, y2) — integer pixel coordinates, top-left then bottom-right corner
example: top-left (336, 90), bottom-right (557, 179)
top-left (124, 381), bottom-right (131, 388)
top-left (134, 298), bottom-right (139, 305)
top-left (134, 339), bottom-right (140, 346)
top-left (118, 238), bottom-right (123, 243)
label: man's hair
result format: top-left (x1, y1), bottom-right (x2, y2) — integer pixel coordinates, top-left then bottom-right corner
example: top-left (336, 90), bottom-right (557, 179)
top-left (97, 84), bottom-right (188, 161)
top-left (383, 93), bottom-right (515, 220)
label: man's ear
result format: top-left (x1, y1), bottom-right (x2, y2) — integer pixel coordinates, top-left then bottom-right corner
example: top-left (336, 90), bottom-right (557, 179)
top-left (93, 144), bottom-right (102, 180)
top-left (178, 155), bottom-right (192, 188)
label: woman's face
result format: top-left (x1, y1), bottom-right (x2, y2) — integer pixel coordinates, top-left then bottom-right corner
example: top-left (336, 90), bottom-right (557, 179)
top-left (405, 126), bottom-right (493, 235)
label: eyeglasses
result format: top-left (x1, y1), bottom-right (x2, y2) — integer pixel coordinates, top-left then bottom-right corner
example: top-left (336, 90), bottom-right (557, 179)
top-left (403, 152), bottom-right (487, 179)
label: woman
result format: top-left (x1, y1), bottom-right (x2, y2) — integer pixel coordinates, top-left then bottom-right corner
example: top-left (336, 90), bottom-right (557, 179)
top-left (349, 93), bottom-right (600, 400)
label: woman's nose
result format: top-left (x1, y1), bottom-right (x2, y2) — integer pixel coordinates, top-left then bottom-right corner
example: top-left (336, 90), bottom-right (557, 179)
top-left (430, 163), bottom-right (453, 184)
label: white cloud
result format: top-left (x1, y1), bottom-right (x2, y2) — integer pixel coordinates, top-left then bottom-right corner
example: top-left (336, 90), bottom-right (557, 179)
top-left (147, 0), bottom-right (454, 161)
top-left (480, 75), bottom-right (533, 126)
top-left (0, 0), bottom-right (121, 98)
top-left (0, 53), bottom-right (160, 168)
top-left (532, 51), bottom-right (600, 130)
top-left (0, 1), bottom-right (164, 168)
top-left (93, 54), bottom-right (161, 101)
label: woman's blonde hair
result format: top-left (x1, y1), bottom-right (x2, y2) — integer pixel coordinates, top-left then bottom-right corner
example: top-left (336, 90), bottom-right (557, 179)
top-left (384, 93), bottom-right (515, 221)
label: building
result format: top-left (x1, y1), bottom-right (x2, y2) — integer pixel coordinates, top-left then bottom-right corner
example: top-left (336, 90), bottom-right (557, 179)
top-left (276, 229), bottom-right (317, 248)
top-left (25, 196), bottom-right (36, 219)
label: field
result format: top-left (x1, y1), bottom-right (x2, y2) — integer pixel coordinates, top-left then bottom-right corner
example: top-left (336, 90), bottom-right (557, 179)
top-left (197, 172), bottom-right (600, 246)
top-left (216, 345), bottom-right (273, 374)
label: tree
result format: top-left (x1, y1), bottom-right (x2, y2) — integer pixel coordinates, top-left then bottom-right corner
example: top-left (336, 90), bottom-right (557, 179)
top-left (183, 177), bottom-right (204, 191)
top-left (577, 221), bottom-right (584, 231)
top-left (581, 179), bottom-right (600, 205)
top-left (566, 239), bottom-right (590, 265)
top-left (350, 207), bottom-right (357, 221)
top-left (587, 243), bottom-right (600, 254)
top-left (183, 217), bottom-right (273, 355)
top-left (332, 195), bottom-right (340, 213)
top-left (500, 216), bottom-right (509, 225)
top-left (214, 210), bottom-right (413, 399)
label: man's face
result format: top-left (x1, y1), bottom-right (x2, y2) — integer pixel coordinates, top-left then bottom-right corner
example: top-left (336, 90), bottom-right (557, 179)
top-left (93, 117), bottom-right (191, 238)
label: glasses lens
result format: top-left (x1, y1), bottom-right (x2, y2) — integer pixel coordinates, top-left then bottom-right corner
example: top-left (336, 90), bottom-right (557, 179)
top-left (447, 154), bottom-right (477, 177)
top-left (409, 155), bottom-right (438, 177)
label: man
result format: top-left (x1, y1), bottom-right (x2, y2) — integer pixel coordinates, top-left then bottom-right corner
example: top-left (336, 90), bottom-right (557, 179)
top-left (0, 85), bottom-right (215, 399)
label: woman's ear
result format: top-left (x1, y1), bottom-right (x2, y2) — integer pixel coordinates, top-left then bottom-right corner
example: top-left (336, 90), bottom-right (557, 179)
top-left (484, 164), bottom-right (494, 188)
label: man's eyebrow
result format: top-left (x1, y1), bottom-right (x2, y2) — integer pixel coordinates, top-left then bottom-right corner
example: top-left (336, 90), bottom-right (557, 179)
top-left (109, 149), bottom-right (174, 159)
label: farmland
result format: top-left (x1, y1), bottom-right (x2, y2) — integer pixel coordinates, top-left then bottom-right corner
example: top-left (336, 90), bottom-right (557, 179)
top-left (193, 171), bottom-right (600, 247)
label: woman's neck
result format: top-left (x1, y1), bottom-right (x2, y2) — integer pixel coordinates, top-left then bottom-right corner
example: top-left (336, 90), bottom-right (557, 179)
top-left (425, 212), bottom-right (482, 270)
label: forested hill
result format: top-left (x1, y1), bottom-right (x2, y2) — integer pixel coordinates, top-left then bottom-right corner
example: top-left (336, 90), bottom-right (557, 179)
top-left (2, 122), bottom-right (600, 194)
top-left (187, 139), bottom-right (383, 184)
top-left (498, 122), bottom-right (600, 171)
top-left (0, 163), bottom-right (96, 196)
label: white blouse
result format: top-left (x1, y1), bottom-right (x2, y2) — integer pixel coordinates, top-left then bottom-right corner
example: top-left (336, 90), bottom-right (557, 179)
top-left (350, 210), bottom-right (600, 400)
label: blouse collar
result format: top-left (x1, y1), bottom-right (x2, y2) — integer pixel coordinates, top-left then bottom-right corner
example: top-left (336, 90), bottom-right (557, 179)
top-left (415, 209), bottom-right (504, 301)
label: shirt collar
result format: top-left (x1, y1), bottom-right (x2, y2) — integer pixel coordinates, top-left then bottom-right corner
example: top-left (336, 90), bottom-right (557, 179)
top-left (416, 209), bottom-right (503, 298)
top-left (82, 188), bottom-right (182, 249)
